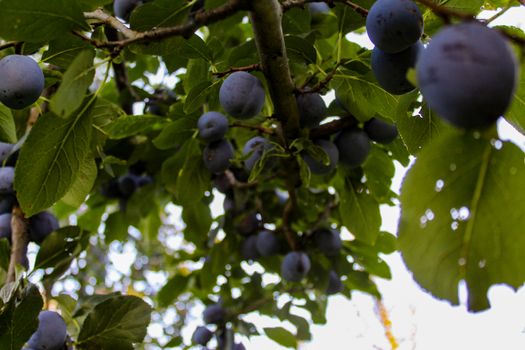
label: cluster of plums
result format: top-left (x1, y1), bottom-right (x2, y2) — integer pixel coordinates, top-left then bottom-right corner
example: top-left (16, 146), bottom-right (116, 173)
top-left (23, 310), bottom-right (68, 350)
top-left (191, 303), bottom-right (246, 349)
top-left (0, 54), bottom-right (44, 109)
top-left (100, 166), bottom-right (153, 208)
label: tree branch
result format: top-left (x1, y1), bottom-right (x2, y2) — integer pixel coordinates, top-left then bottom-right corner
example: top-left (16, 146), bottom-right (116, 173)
top-left (249, 0), bottom-right (301, 139)
top-left (414, 0), bottom-right (475, 22)
top-left (309, 116), bottom-right (357, 139)
top-left (230, 121), bottom-right (275, 135)
top-left (7, 206), bottom-right (29, 283)
top-left (84, 8), bottom-right (138, 39)
top-left (212, 63), bottom-right (261, 78)
top-left (281, 0), bottom-right (368, 17)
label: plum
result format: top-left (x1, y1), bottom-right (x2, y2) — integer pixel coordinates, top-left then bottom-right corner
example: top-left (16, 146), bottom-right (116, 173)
top-left (366, 0), bottom-right (423, 53)
top-left (28, 211), bottom-right (59, 244)
top-left (26, 311), bottom-right (67, 350)
top-left (0, 55), bottom-right (45, 109)
top-left (256, 230), bottom-right (280, 257)
top-left (0, 194), bottom-right (15, 214)
top-left (0, 213), bottom-right (11, 241)
top-left (0, 142), bottom-right (14, 162)
top-left (296, 92), bottom-right (327, 128)
top-left (203, 303), bottom-right (226, 324)
top-left (236, 211), bottom-right (260, 236)
top-left (416, 22), bottom-right (517, 129)
top-left (364, 118), bottom-right (398, 144)
top-left (312, 228), bottom-right (342, 256)
top-left (0, 166), bottom-right (15, 194)
top-left (203, 139), bottom-right (234, 174)
top-left (326, 270), bottom-right (343, 295)
top-left (302, 139), bottom-right (339, 175)
top-left (281, 251), bottom-right (311, 282)
top-left (118, 173), bottom-right (139, 197)
top-left (113, 0), bottom-right (143, 21)
top-left (241, 235), bottom-right (260, 260)
top-left (219, 72), bottom-right (266, 119)
top-left (308, 2), bottom-right (330, 15)
top-left (212, 173), bottom-right (233, 194)
top-left (191, 326), bottom-right (213, 345)
top-left (136, 175), bottom-right (153, 187)
top-left (243, 136), bottom-right (272, 172)
top-left (198, 112), bottom-right (229, 143)
top-left (371, 42), bottom-right (421, 95)
top-left (100, 178), bottom-right (122, 199)
top-left (335, 128), bottom-right (371, 167)
top-left (234, 343), bottom-right (247, 350)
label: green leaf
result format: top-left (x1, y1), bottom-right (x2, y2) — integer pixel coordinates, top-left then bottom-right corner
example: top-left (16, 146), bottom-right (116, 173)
top-left (285, 36), bottom-right (316, 64)
top-left (157, 275), bottom-right (190, 308)
top-left (104, 211), bottom-right (129, 244)
top-left (152, 117), bottom-right (196, 150)
top-left (129, 0), bottom-right (190, 31)
top-left (362, 146), bottom-right (396, 203)
top-left (176, 139), bottom-right (210, 205)
top-left (264, 327), bottom-right (297, 349)
top-left (179, 35), bottom-right (213, 62)
top-left (399, 131), bottom-right (525, 311)
top-left (0, 0), bottom-right (88, 42)
top-left (505, 61), bottom-right (525, 135)
top-left (77, 295), bottom-right (152, 350)
top-left (0, 239), bottom-right (9, 272)
top-left (15, 102), bottom-right (93, 216)
top-left (103, 115), bottom-right (169, 140)
top-left (184, 80), bottom-right (220, 114)
top-left (42, 34), bottom-right (92, 68)
top-left (0, 104), bottom-right (17, 143)
top-left (34, 226), bottom-right (88, 271)
top-left (61, 156), bottom-right (97, 207)
top-left (182, 201), bottom-right (212, 244)
top-left (50, 49), bottom-right (96, 118)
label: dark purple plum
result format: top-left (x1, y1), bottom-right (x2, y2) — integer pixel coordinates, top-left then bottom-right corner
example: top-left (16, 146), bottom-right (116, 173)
top-left (366, 0), bottom-right (423, 53)
top-left (312, 228), bottom-right (342, 256)
top-left (28, 211), bottom-right (59, 244)
top-left (326, 270), bottom-right (344, 295)
top-left (302, 139), bottom-right (339, 175)
top-left (198, 112), bottom-right (229, 143)
top-left (191, 326), bottom-right (213, 345)
top-left (308, 2), bottom-right (330, 14)
top-left (113, 0), bottom-right (142, 21)
top-left (118, 173), bottom-right (139, 197)
top-left (136, 175), bottom-right (153, 187)
top-left (0, 213), bottom-right (11, 241)
top-left (281, 251), bottom-right (311, 282)
top-left (371, 42), bottom-right (421, 95)
top-left (0, 166), bottom-right (15, 194)
top-left (335, 128), bottom-right (371, 168)
top-left (416, 22), bottom-right (517, 129)
top-left (241, 235), bottom-right (260, 260)
top-left (0, 55), bottom-right (45, 109)
top-left (26, 311), bottom-right (67, 350)
top-left (236, 211), bottom-right (260, 236)
top-left (256, 230), bottom-right (280, 257)
top-left (234, 343), bottom-right (247, 350)
top-left (296, 92), bottom-right (327, 128)
top-left (0, 194), bottom-right (15, 214)
top-left (100, 178), bottom-right (122, 199)
top-left (243, 136), bottom-right (272, 172)
top-left (203, 303), bottom-right (226, 325)
top-left (219, 72), bottom-right (266, 119)
top-left (203, 139), bottom-right (234, 174)
top-left (212, 173), bottom-right (233, 194)
top-left (0, 142), bottom-right (14, 162)
top-left (364, 118), bottom-right (398, 144)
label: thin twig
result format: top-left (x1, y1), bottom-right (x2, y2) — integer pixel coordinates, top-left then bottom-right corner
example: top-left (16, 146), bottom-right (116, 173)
top-left (213, 63), bottom-right (261, 78)
top-left (0, 41), bottom-right (20, 51)
top-left (230, 121), bottom-right (275, 135)
top-left (309, 117), bottom-right (357, 139)
top-left (84, 8), bottom-right (138, 39)
top-left (297, 62), bottom-right (342, 94)
top-left (414, 0), bottom-right (475, 22)
top-left (281, 0), bottom-right (368, 17)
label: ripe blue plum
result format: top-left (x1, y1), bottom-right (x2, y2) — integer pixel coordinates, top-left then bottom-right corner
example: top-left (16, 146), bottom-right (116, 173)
top-left (203, 303), bottom-right (226, 324)
top-left (241, 235), bottom-right (260, 260)
top-left (0, 166), bottom-right (15, 193)
top-left (364, 118), bottom-right (398, 144)
top-left (243, 136), bottom-right (272, 172)
top-left (191, 326), bottom-right (213, 345)
top-left (0, 55), bottom-right (45, 109)
top-left (326, 270), bottom-right (344, 295)
top-left (28, 211), bottom-right (59, 244)
top-left (0, 194), bottom-right (15, 214)
top-left (281, 251), bottom-right (311, 282)
top-left (308, 2), bottom-right (330, 14)
top-left (0, 142), bottom-right (14, 162)
top-left (296, 92), bottom-right (327, 128)
top-left (256, 230), bottom-right (280, 257)
top-left (366, 0), bottom-right (423, 53)
top-left (219, 72), bottom-right (266, 119)
top-left (371, 42), bottom-right (421, 95)
top-left (302, 139), bottom-right (339, 175)
top-left (0, 213), bottom-right (11, 241)
top-left (118, 173), bottom-right (139, 197)
top-left (312, 228), bottom-right (342, 256)
top-left (234, 343), bottom-right (247, 350)
top-left (236, 211), bottom-right (260, 236)
top-left (113, 0), bottom-right (142, 21)
top-left (26, 311), bottom-right (67, 350)
top-left (335, 128), bottom-right (371, 168)
top-left (416, 22), bottom-right (517, 129)
top-left (198, 112), bottom-right (229, 142)
top-left (203, 139), bottom-right (234, 174)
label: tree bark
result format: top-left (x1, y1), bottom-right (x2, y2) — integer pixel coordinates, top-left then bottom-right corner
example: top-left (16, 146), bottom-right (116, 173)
top-left (7, 206), bottom-right (29, 282)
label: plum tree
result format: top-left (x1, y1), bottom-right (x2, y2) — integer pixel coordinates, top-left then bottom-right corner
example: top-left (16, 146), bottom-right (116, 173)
top-left (0, 55), bottom-right (45, 109)
top-left (242, 136), bottom-right (273, 172)
top-left (0, 213), bottom-right (11, 240)
top-left (203, 139), bottom-right (235, 174)
top-left (416, 22), bottom-right (517, 129)
top-left (0, 166), bottom-right (14, 194)
top-left (203, 303), bottom-right (226, 325)
top-left (28, 211), bottom-right (59, 244)
top-left (26, 311), bottom-right (67, 350)
top-left (219, 72), bottom-right (266, 119)
top-left (296, 92), bottom-right (327, 128)
top-left (366, 0), bottom-right (423, 53)
top-left (326, 270), bottom-right (343, 295)
top-left (364, 118), bottom-right (398, 144)
top-left (281, 251), bottom-right (311, 282)
top-left (198, 112), bottom-right (229, 143)
top-left (255, 229), bottom-right (281, 257)
top-left (335, 128), bottom-right (371, 167)
top-left (312, 228), bottom-right (342, 256)
top-left (113, 0), bottom-right (142, 21)
top-left (371, 42), bottom-right (421, 95)
top-left (192, 326), bottom-right (213, 345)
top-left (302, 139), bottom-right (339, 175)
